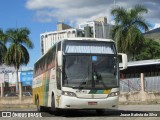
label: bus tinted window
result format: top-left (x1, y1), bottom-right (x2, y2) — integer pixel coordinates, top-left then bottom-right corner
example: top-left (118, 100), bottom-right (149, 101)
top-left (34, 45), bottom-right (56, 77)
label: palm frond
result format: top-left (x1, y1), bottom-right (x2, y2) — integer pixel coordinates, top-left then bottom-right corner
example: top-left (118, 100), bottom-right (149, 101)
top-left (111, 7), bottom-right (128, 24)
top-left (5, 27), bottom-right (33, 69)
top-left (131, 5), bottom-right (148, 17)
top-left (111, 4), bottom-right (149, 57)
top-left (133, 16), bottom-right (149, 31)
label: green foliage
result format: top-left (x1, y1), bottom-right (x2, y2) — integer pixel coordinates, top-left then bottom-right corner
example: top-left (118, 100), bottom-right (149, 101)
top-left (0, 29), bottom-right (7, 64)
top-left (4, 27), bottom-right (33, 69)
top-left (111, 5), bottom-right (149, 59)
top-left (5, 44), bottom-right (30, 69)
top-left (136, 39), bottom-right (160, 60)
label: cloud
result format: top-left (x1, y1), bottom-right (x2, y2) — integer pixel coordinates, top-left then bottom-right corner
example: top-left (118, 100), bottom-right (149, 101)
top-left (149, 23), bottom-right (160, 31)
top-left (154, 24), bottom-right (160, 29)
top-left (25, 0), bottom-right (114, 24)
top-left (25, 0), bottom-right (160, 28)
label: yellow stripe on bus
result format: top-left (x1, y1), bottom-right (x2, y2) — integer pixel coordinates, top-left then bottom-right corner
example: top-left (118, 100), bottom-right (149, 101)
top-left (103, 89), bottom-right (111, 94)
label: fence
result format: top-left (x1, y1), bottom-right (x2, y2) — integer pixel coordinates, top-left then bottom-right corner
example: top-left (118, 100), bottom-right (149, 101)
top-left (120, 76), bottom-right (160, 92)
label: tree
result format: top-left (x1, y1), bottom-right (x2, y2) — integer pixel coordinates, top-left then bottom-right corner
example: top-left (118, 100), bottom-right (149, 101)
top-left (4, 27), bottom-right (33, 99)
top-left (0, 29), bottom-right (7, 64)
top-left (111, 5), bottom-right (149, 60)
top-left (0, 29), bottom-right (7, 97)
top-left (135, 38), bottom-right (160, 60)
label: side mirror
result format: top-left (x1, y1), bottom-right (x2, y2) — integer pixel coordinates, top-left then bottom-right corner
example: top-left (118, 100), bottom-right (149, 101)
top-left (118, 53), bottom-right (127, 70)
top-left (57, 51), bottom-right (62, 67)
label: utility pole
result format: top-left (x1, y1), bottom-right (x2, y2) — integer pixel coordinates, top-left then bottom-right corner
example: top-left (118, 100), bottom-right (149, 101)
top-left (1, 82), bottom-right (4, 97)
top-left (114, 0), bottom-right (116, 9)
top-left (113, 0), bottom-right (118, 51)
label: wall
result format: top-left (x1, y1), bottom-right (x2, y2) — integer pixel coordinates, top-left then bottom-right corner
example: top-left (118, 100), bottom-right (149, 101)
top-left (1, 92), bottom-right (160, 105)
top-left (0, 96), bottom-right (33, 105)
top-left (119, 91), bottom-right (160, 104)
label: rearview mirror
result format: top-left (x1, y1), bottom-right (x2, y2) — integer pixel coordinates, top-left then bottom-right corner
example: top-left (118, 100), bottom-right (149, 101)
top-left (118, 53), bottom-right (127, 70)
top-left (57, 51), bottom-right (62, 67)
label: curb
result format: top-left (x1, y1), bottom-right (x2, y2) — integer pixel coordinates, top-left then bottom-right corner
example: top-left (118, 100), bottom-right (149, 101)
top-left (119, 101), bottom-right (160, 105)
top-left (0, 104), bottom-right (36, 109)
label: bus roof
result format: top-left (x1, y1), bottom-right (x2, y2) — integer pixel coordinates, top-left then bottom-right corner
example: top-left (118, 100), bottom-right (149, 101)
top-left (62, 37), bottom-right (115, 42)
top-left (34, 38), bottom-right (115, 65)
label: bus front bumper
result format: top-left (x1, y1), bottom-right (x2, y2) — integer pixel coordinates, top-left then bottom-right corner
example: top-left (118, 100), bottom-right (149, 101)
top-left (58, 95), bottom-right (119, 109)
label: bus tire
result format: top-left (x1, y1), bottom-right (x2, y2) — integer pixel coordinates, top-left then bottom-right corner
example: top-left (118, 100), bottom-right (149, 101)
top-left (51, 95), bottom-right (56, 112)
top-left (50, 95), bottom-right (61, 115)
top-left (96, 109), bottom-right (105, 115)
top-left (36, 98), bottom-right (43, 112)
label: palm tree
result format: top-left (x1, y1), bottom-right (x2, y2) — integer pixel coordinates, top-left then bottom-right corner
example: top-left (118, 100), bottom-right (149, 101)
top-left (4, 27), bottom-right (33, 99)
top-left (0, 29), bottom-right (7, 64)
top-left (111, 5), bottom-right (149, 60)
top-left (0, 29), bottom-right (7, 97)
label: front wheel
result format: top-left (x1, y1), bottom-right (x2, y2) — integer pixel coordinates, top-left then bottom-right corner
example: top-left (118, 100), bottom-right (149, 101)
top-left (50, 95), bottom-right (60, 115)
top-left (51, 95), bottom-right (56, 112)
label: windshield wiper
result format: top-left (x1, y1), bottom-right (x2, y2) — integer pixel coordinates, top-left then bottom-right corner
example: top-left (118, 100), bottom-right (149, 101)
top-left (94, 72), bottom-right (108, 89)
top-left (78, 81), bottom-right (86, 89)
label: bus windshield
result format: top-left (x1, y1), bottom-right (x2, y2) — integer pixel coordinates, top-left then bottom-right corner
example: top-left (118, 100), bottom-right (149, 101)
top-left (63, 55), bottom-right (118, 89)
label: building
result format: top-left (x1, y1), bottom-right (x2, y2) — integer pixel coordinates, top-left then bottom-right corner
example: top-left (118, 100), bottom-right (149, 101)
top-left (40, 23), bottom-right (84, 55)
top-left (78, 17), bottom-right (113, 39)
top-left (40, 17), bottom-right (113, 55)
top-left (120, 59), bottom-right (160, 92)
top-left (0, 65), bottom-right (33, 96)
top-left (57, 22), bottom-right (72, 31)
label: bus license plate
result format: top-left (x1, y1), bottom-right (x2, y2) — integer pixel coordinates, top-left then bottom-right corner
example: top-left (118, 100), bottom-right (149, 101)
top-left (88, 102), bottom-right (97, 105)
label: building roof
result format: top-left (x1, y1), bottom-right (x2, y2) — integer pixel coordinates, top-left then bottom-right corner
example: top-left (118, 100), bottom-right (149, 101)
top-left (121, 59), bottom-right (160, 74)
top-left (0, 65), bottom-right (15, 73)
top-left (40, 28), bottom-right (82, 36)
top-left (128, 59), bottom-right (160, 67)
top-left (0, 65), bottom-right (33, 73)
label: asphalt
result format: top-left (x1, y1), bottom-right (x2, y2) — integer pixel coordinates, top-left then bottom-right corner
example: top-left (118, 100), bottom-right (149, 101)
top-left (0, 104), bottom-right (36, 109)
top-left (0, 101), bottom-right (159, 109)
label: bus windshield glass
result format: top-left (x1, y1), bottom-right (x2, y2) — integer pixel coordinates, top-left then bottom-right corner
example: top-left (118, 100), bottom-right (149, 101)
top-left (63, 55), bottom-right (118, 89)
top-left (62, 40), bottom-right (118, 89)
top-left (64, 41), bottom-right (116, 54)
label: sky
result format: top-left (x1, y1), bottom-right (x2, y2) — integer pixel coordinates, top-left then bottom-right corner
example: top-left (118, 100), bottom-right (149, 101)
top-left (0, 0), bottom-right (160, 68)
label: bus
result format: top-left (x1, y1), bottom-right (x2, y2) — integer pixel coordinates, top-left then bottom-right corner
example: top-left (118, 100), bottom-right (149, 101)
top-left (33, 38), bottom-right (127, 114)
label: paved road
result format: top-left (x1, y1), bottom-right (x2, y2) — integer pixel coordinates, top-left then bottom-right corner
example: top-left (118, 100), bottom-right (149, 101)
top-left (0, 105), bottom-right (160, 120)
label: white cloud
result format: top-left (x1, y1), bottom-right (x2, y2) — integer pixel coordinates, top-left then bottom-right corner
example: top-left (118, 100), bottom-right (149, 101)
top-left (25, 0), bottom-right (160, 28)
top-left (149, 23), bottom-right (160, 31)
top-left (154, 24), bottom-right (160, 29)
top-left (110, 20), bottom-right (115, 25)
top-left (25, 0), bottom-right (114, 24)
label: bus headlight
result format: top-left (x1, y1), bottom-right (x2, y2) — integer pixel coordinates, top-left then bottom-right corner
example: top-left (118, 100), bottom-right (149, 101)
top-left (108, 91), bottom-right (119, 97)
top-left (62, 91), bottom-right (76, 97)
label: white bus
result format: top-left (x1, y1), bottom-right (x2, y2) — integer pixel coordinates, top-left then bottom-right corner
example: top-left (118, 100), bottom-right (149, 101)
top-left (33, 38), bottom-right (127, 114)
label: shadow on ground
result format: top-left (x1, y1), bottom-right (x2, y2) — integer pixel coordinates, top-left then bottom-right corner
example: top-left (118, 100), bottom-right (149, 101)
top-left (41, 109), bottom-right (157, 117)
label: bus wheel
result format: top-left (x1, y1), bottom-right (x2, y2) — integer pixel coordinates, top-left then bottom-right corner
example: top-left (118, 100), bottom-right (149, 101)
top-left (51, 95), bottom-right (60, 115)
top-left (51, 95), bottom-right (56, 112)
top-left (96, 109), bottom-right (105, 115)
top-left (36, 98), bottom-right (43, 112)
